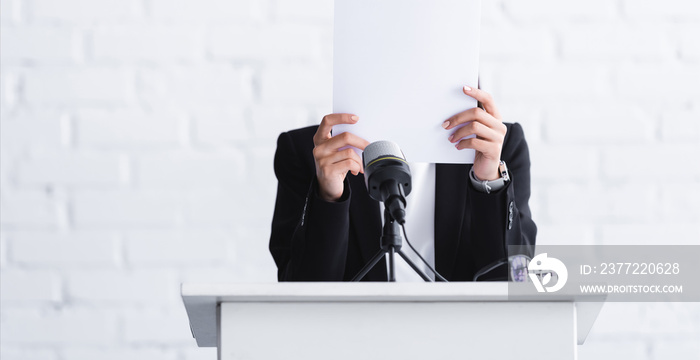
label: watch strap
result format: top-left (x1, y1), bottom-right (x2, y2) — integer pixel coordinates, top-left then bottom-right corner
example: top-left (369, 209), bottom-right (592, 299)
top-left (469, 161), bottom-right (509, 194)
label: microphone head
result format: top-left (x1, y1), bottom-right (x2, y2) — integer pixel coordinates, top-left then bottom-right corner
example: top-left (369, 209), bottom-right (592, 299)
top-left (362, 141), bottom-right (405, 168)
top-left (362, 141), bottom-right (412, 204)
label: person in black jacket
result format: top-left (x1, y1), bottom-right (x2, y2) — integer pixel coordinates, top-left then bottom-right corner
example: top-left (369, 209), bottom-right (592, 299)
top-left (270, 86), bottom-right (536, 281)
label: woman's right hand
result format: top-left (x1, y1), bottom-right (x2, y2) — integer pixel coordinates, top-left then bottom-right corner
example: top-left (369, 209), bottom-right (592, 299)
top-left (313, 114), bottom-right (370, 202)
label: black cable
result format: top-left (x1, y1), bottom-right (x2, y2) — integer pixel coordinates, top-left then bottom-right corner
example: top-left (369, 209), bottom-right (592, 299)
top-left (400, 224), bottom-right (448, 282)
top-left (473, 259), bottom-right (508, 281)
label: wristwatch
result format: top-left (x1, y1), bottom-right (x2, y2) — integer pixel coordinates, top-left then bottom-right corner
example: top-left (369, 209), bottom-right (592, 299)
top-left (469, 160), bottom-right (510, 194)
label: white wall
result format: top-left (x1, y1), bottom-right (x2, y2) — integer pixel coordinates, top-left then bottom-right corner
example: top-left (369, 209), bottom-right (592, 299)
top-left (1, 0), bottom-right (699, 359)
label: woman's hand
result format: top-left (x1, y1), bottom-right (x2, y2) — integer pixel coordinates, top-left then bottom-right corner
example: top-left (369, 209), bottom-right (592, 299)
top-left (442, 86), bottom-right (507, 181)
top-left (313, 114), bottom-right (370, 201)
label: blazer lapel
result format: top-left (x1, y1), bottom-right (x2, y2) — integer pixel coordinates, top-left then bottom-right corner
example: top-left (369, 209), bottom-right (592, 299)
top-left (435, 163), bottom-right (470, 279)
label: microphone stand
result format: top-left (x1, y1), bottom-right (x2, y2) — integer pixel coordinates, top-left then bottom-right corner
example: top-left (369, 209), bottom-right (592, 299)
top-left (351, 208), bottom-right (432, 282)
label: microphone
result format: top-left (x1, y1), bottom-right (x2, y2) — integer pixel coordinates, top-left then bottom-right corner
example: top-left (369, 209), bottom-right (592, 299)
top-left (362, 141), bottom-right (412, 224)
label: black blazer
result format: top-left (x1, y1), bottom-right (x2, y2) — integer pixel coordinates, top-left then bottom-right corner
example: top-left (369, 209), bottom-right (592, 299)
top-left (270, 122), bottom-right (536, 281)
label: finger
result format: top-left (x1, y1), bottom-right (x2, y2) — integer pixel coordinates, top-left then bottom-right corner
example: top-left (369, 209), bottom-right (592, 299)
top-left (455, 137), bottom-right (500, 156)
top-left (315, 131), bottom-right (370, 157)
top-left (314, 113), bottom-right (359, 145)
top-left (322, 148), bottom-right (365, 173)
top-left (318, 154), bottom-right (363, 176)
top-left (443, 107), bottom-right (503, 132)
top-left (462, 86), bottom-right (502, 120)
top-left (448, 120), bottom-right (502, 144)
top-left (327, 159), bottom-right (364, 177)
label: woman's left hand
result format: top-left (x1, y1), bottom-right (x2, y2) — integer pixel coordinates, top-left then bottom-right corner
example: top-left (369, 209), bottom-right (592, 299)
top-left (442, 86), bottom-right (507, 181)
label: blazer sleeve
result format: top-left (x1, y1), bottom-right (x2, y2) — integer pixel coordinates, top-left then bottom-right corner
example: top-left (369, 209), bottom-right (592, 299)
top-left (467, 122), bottom-right (537, 278)
top-left (269, 130), bottom-right (352, 281)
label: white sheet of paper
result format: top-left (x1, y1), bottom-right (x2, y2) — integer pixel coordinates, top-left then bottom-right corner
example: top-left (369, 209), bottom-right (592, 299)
top-left (333, 0), bottom-right (482, 163)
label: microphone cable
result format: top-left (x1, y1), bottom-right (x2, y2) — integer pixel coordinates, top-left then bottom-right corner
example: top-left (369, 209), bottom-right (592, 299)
top-left (400, 224), bottom-right (448, 282)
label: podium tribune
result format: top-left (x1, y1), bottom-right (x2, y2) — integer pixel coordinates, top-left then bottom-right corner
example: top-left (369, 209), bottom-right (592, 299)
top-left (182, 282), bottom-right (604, 360)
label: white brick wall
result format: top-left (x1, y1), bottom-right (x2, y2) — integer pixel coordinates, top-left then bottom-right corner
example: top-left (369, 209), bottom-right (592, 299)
top-left (62, 348), bottom-right (179, 360)
top-left (122, 308), bottom-right (194, 345)
top-left (72, 190), bottom-right (181, 227)
top-left (1, 27), bottom-right (82, 63)
top-left (1, 109), bottom-right (69, 152)
top-left (92, 26), bottom-right (202, 63)
top-left (679, 26), bottom-right (700, 60)
top-left (138, 65), bottom-right (254, 108)
top-left (74, 109), bottom-right (184, 148)
top-left (9, 231), bottom-right (120, 266)
top-left (1, 191), bottom-right (62, 228)
top-left (503, 0), bottom-right (619, 22)
top-left (1, 308), bottom-right (120, 346)
top-left (622, 0), bottom-right (700, 20)
top-left (30, 0), bottom-right (141, 23)
top-left (0, 269), bottom-right (62, 303)
top-left (66, 269), bottom-right (178, 304)
top-left (24, 68), bottom-right (134, 105)
top-left (17, 153), bottom-right (125, 186)
top-left (124, 230), bottom-right (230, 265)
top-left (560, 25), bottom-right (673, 61)
top-left (149, 0), bottom-right (256, 22)
top-left (1, 0), bottom-right (699, 359)
top-left (191, 107), bottom-right (249, 144)
top-left (1, 0), bottom-right (18, 24)
top-left (136, 152), bottom-right (244, 188)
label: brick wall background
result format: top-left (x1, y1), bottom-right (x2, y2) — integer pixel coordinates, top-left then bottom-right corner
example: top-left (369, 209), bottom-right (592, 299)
top-left (1, 0), bottom-right (699, 359)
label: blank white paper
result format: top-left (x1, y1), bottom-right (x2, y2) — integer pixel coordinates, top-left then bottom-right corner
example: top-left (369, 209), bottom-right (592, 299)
top-left (333, 0), bottom-right (482, 163)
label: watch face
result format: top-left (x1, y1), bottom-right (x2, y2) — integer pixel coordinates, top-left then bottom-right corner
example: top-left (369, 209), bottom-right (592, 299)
top-left (499, 161), bottom-right (510, 182)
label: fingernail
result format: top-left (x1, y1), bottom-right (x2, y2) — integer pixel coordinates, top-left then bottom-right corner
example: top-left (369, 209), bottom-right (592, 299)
top-left (442, 120), bottom-right (450, 129)
top-left (351, 115), bottom-right (359, 121)
top-left (448, 134), bottom-right (454, 142)
top-left (464, 86), bottom-right (472, 92)
top-left (455, 144), bottom-right (460, 149)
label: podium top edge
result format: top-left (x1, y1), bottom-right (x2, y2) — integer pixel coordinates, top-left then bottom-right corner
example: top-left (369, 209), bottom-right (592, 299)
top-left (181, 282), bottom-right (605, 302)
top-left (182, 282), bottom-right (506, 300)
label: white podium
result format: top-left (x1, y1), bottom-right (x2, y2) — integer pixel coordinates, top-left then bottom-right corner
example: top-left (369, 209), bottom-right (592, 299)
top-left (182, 283), bottom-right (604, 360)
